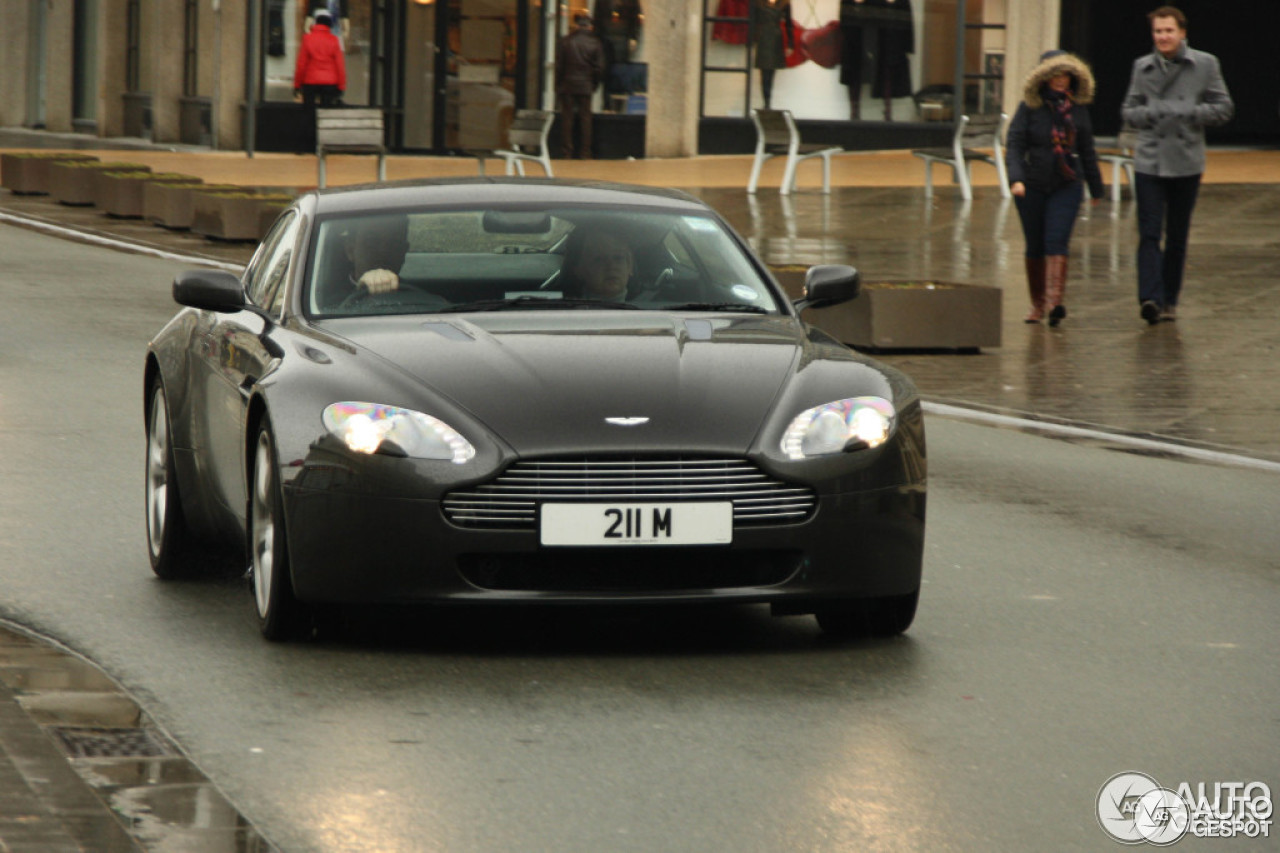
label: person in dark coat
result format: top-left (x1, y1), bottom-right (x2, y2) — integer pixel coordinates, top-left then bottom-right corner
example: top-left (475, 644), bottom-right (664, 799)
top-left (293, 12), bottom-right (346, 108)
top-left (1005, 50), bottom-right (1106, 326)
top-left (1121, 5), bottom-right (1233, 325)
top-left (556, 14), bottom-right (606, 159)
top-left (752, 0), bottom-right (793, 108)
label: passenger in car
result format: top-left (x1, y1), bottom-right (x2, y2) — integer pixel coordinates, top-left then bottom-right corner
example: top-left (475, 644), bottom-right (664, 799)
top-left (558, 224), bottom-right (636, 300)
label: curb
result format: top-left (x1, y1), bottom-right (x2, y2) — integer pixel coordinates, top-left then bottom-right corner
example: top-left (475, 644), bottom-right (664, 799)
top-left (0, 621), bottom-right (275, 852)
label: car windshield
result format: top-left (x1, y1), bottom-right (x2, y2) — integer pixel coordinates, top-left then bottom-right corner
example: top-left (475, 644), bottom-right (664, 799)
top-left (305, 207), bottom-right (782, 317)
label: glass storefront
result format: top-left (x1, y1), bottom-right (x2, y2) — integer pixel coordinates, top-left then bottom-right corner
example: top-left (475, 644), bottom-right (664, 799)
top-left (259, 0), bottom-right (548, 152)
top-left (703, 0), bottom-right (972, 123)
top-left (262, 1), bottom-right (375, 105)
top-left (250, 0), bottom-right (1001, 154)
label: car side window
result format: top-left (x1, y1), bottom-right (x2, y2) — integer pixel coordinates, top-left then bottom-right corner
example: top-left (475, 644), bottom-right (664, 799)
top-left (246, 211), bottom-right (300, 315)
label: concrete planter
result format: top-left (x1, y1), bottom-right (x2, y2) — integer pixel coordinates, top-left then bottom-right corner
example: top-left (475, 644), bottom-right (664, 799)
top-left (772, 267), bottom-right (1002, 352)
top-left (1, 152), bottom-right (99, 195)
top-left (192, 191), bottom-right (294, 242)
top-left (49, 161), bottom-right (150, 206)
top-left (808, 280), bottom-right (1003, 352)
top-left (256, 199), bottom-right (292, 239)
top-left (99, 172), bottom-right (201, 219)
top-left (145, 182), bottom-right (233, 230)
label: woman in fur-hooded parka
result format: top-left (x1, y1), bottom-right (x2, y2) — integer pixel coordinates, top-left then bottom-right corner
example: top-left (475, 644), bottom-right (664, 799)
top-left (1005, 51), bottom-right (1106, 325)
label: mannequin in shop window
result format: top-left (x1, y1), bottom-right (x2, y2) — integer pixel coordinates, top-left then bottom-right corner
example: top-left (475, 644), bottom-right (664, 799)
top-left (752, 0), bottom-right (793, 109)
top-left (839, 0), bottom-right (913, 120)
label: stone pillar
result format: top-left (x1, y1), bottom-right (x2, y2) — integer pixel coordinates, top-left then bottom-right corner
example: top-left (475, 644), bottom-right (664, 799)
top-left (1004, 0), bottom-right (1061, 121)
top-left (97, 0), bottom-right (129, 138)
top-left (209, 0), bottom-right (247, 148)
top-left (44, 1), bottom-right (75, 132)
top-left (642, 0), bottom-right (702, 158)
top-left (141, 0), bottom-right (187, 142)
top-left (0, 3), bottom-right (30, 126)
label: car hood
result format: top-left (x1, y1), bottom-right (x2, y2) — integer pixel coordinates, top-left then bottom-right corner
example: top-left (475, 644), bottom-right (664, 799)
top-left (327, 313), bottom-right (834, 454)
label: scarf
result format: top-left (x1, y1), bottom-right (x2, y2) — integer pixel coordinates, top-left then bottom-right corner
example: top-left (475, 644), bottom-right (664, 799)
top-left (1043, 88), bottom-right (1077, 182)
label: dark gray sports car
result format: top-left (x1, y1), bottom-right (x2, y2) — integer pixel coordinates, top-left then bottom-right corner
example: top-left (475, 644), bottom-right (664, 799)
top-left (144, 179), bottom-right (925, 641)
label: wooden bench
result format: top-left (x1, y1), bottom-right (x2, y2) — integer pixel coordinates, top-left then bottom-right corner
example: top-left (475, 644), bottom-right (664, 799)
top-left (469, 110), bottom-right (555, 177)
top-left (1096, 126), bottom-right (1138, 202)
top-left (316, 108), bottom-right (387, 189)
top-left (912, 113), bottom-right (1011, 201)
top-left (747, 109), bottom-right (843, 195)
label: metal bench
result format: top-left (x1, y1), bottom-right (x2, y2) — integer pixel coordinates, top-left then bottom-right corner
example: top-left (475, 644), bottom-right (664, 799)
top-left (747, 109), bottom-right (843, 195)
top-left (912, 113), bottom-right (1011, 201)
top-left (315, 108), bottom-right (387, 189)
top-left (1096, 126), bottom-right (1138, 202)
top-left (469, 110), bottom-right (555, 177)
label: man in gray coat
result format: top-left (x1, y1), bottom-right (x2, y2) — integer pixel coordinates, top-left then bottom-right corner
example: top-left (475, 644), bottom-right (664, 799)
top-left (1121, 5), bottom-right (1233, 325)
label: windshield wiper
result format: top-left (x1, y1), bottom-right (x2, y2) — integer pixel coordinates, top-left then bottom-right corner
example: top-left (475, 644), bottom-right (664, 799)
top-left (435, 296), bottom-right (640, 313)
top-left (663, 302), bottom-right (771, 314)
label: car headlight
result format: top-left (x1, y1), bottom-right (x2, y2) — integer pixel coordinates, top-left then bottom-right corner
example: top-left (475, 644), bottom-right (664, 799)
top-left (780, 397), bottom-right (896, 460)
top-left (322, 402), bottom-right (476, 463)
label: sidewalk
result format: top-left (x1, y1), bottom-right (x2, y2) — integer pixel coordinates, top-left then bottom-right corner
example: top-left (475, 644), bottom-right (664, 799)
top-left (2, 130), bottom-right (1279, 849)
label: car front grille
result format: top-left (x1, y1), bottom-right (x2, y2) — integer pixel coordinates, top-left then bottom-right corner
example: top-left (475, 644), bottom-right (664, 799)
top-left (443, 457), bottom-right (815, 530)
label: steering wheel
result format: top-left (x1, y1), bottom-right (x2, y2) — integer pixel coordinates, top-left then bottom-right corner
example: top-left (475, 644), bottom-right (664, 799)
top-left (337, 283), bottom-right (383, 311)
top-left (337, 284), bottom-right (447, 313)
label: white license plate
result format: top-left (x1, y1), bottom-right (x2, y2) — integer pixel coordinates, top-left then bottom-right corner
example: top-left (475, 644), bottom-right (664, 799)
top-left (540, 502), bottom-right (733, 546)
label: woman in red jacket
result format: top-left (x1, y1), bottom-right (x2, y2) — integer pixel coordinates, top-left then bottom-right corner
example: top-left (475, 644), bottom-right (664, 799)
top-left (294, 12), bottom-right (346, 108)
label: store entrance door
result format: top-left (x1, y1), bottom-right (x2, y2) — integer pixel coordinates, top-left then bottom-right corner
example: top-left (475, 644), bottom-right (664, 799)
top-left (402, 0), bottom-right (540, 152)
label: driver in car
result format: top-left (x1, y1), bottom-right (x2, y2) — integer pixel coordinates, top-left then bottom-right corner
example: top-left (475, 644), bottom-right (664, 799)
top-left (560, 225), bottom-right (635, 300)
top-left (344, 214), bottom-right (409, 297)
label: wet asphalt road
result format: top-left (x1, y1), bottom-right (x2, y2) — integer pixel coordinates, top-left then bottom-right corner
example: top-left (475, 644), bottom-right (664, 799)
top-left (1, 223), bottom-right (1277, 851)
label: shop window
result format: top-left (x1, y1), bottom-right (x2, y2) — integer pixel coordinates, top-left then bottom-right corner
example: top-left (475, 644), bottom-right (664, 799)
top-left (126, 0), bottom-right (141, 91)
top-left (261, 0), bottom-right (373, 104)
top-left (184, 0), bottom-right (198, 97)
top-left (964, 4), bottom-right (1006, 117)
top-left (543, 2), bottom-right (646, 116)
top-left (72, 0), bottom-right (99, 129)
top-left (701, 0), bottom-right (967, 124)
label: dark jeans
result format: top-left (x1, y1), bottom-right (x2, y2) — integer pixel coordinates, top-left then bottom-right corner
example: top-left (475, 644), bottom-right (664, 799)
top-left (1134, 171), bottom-right (1202, 307)
top-left (559, 94), bottom-right (593, 159)
top-left (1014, 180), bottom-right (1084, 257)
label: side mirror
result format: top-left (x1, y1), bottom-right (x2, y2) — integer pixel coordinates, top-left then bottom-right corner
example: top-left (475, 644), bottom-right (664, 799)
top-left (173, 270), bottom-right (246, 312)
top-left (795, 264), bottom-right (860, 311)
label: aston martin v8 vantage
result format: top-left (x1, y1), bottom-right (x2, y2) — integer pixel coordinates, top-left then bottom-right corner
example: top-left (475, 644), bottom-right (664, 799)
top-left (144, 179), bottom-right (926, 640)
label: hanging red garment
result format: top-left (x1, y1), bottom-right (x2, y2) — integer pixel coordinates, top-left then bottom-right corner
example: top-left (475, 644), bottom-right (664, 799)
top-left (712, 0), bottom-right (749, 44)
top-left (784, 19), bottom-right (809, 67)
top-left (801, 20), bottom-right (841, 68)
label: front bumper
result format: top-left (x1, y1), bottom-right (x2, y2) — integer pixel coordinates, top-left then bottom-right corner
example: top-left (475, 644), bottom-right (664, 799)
top-left (283, 484), bottom-right (924, 609)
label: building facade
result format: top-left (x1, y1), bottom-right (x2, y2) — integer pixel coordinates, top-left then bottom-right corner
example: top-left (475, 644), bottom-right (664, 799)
top-left (2, 0), bottom-right (1273, 158)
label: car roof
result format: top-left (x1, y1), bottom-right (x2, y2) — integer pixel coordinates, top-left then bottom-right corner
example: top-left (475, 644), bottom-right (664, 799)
top-left (309, 177), bottom-right (710, 217)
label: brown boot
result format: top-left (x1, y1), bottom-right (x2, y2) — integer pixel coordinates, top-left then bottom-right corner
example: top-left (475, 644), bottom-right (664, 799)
top-left (1045, 254), bottom-right (1068, 326)
top-left (1023, 257), bottom-right (1047, 323)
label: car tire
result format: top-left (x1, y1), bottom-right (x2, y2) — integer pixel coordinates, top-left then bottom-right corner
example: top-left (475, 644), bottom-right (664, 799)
top-left (250, 419), bottom-right (309, 641)
top-left (815, 590), bottom-right (919, 639)
top-left (145, 376), bottom-right (194, 579)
